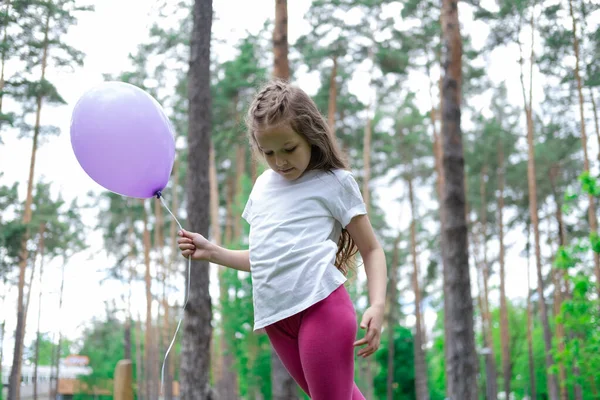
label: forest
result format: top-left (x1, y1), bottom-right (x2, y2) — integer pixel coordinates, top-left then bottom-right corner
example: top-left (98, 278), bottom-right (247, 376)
top-left (0, 0), bottom-right (599, 399)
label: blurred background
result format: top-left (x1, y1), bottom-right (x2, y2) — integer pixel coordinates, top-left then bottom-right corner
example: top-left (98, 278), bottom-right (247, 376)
top-left (0, 0), bottom-right (599, 399)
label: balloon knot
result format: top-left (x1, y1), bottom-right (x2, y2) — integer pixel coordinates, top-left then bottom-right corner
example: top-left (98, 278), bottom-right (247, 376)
top-left (155, 191), bottom-right (162, 199)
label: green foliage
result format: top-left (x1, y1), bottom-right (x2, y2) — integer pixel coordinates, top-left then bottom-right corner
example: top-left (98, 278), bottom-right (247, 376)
top-left (74, 313), bottom-right (130, 400)
top-left (373, 325), bottom-right (416, 400)
top-left (551, 172), bottom-right (600, 397)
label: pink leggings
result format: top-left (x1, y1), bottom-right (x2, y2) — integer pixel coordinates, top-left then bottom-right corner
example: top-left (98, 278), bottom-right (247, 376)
top-left (264, 285), bottom-right (365, 400)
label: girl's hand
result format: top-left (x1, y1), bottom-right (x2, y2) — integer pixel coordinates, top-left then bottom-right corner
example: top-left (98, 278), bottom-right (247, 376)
top-left (353, 304), bottom-right (384, 358)
top-left (177, 229), bottom-right (214, 261)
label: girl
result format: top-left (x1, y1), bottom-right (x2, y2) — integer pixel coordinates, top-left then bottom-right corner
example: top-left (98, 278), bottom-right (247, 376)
top-left (178, 80), bottom-right (387, 400)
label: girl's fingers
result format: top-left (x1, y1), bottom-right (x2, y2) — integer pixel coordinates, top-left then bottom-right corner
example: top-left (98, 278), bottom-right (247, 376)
top-left (353, 337), bottom-right (368, 347)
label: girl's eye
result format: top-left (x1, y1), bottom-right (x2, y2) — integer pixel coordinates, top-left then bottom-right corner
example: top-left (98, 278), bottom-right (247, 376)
top-left (284, 147), bottom-right (297, 153)
top-left (264, 151), bottom-right (274, 156)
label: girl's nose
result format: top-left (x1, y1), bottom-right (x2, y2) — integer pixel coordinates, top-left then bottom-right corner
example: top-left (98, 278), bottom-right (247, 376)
top-left (275, 155), bottom-right (286, 166)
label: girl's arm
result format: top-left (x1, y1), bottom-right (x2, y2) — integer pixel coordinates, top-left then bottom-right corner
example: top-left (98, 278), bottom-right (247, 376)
top-left (178, 229), bottom-right (251, 272)
top-left (345, 214), bottom-right (387, 357)
top-left (210, 247), bottom-right (251, 273)
top-left (346, 215), bottom-right (387, 307)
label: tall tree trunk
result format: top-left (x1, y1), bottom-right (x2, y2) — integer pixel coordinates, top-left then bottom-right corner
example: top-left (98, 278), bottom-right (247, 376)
top-left (429, 64), bottom-right (450, 389)
top-left (497, 139), bottom-right (511, 399)
top-left (232, 95), bottom-right (244, 243)
top-left (218, 173), bottom-right (240, 395)
top-left (589, 88), bottom-right (600, 161)
top-left (163, 158), bottom-right (181, 400)
top-left (209, 143), bottom-right (226, 398)
top-left (440, 1), bottom-right (478, 398)
top-left (386, 235), bottom-right (400, 400)
top-left (142, 200), bottom-right (156, 400)
top-left (125, 209), bottom-right (135, 362)
top-left (33, 224), bottom-right (46, 400)
top-left (23, 248), bottom-right (38, 340)
top-left (525, 223), bottom-right (537, 400)
top-left (273, 0), bottom-right (289, 81)
top-left (209, 148), bottom-right (222, 386)
top-left (224, 175), bottom-right (234, 245)
top-left (155, 197), bottom-right (167, 400)
top-left (357, 50), bottom-right (376, 400)
top-left (214, 153), bottom-right (239, 399)
top-left (162, 298), bottom-right (173, 400)
top-left (428, 71), bottom-right (445, 209)
top-left (363, 105), bottom-right (372, 214)
top-left (473, 270), bottom-right (487, 399)
top-left (328, 56), bottom-right (338, 134)
top-left (182, 1), bottom-right (214, 398)
top-left (50, 259), bottom-right (66, 400)
top-left (136, 313), bottom-right (145, 400)
top-left (233, 157), bottom-right (245, 241)
top-left (549, 167), bottom-right (570, 400)
top-left (0, 279), bottom-right (7, 399)
top-left (209, 144), bottom-right (221, 246)
top-left (478, 168), bottom-right (498, 400)
top-left (8, 10), bottom-right (50, 400)
top-left (518, 9), bottom-right (560, 399)
top-left (569, 0), bottom-right (600, 298)
top-left (408, 177), bottom-right (430, 400)
top-left (0, 318), bottom-right (4, 395)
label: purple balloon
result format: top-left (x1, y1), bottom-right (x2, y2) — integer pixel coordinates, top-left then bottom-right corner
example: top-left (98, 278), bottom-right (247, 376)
top-left (70, 81), bottom-right (176, 199)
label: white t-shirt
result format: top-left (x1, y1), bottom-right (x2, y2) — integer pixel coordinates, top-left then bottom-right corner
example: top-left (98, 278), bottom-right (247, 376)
top-left (242, 168), bottom-right (367, 330)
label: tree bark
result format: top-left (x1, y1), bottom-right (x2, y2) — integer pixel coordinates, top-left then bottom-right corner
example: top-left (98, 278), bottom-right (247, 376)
top-left (549, 167), bottom-right (569, 400)
top-left (136, 314), bottom-right (145, 400)
top-left (50, 259), bottom-right (66, 400)
top-left (478, 167), bottom-right (498, 400)
top-left (181, 1), bottom-right (214, 398)
top-left (163, 161), bottom-right (181, 400)
top-left (408, 177), bottom-right (429, 400)
top-left (525, 223), bottom-right (537, 400)
top-left (386, 235), bottom-right (400, 400)
top-left (363, 106), bottom-right (372, 214)
top-left (213, 150), bottom-right (239, 399)
top-left (440, 1), bottom-right (478, 398)
top-left (589, 89), bottom-right (600, 162)
top-left (517, 8), bottom-right (560, 399)
top-left (8, 9), bottom-right (50, 400)
top-left (273, 0), bottom-right (289, 81)
top-left (0, 279), bottom-right (7, 399)
top-left (497, 139), bottom-right (511, 399)
top-left (142, 200), bottom-right (157, 400)
top-left (328, 57), bottom-right (338, 134)
top-left (33, 224), bottom-right (46, 400)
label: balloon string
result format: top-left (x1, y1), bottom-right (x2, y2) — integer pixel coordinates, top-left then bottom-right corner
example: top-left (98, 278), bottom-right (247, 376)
top-left (158, 194), bottom-right (191, 395)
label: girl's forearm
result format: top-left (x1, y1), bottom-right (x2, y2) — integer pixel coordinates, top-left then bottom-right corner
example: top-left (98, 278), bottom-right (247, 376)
top-left (210, 246), bottom-right (251, 272)
top-left (363, 247), bottom-right (387, 308)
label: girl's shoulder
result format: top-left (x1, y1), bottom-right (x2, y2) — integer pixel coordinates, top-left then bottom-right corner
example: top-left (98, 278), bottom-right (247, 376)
top-left (319, 168), bottom-right (355, 185)
top-left (328, 168), bottom-right (353, 180)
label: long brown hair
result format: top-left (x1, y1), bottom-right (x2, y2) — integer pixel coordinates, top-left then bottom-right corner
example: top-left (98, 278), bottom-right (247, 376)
top-left (246, 80), bottom-right (359, 274)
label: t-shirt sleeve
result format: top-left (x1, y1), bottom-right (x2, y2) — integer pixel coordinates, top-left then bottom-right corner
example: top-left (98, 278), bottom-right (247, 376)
top-left (327, 172), bottom-right (367, 228)
top-left (242, 197), bottom-right (252, 223)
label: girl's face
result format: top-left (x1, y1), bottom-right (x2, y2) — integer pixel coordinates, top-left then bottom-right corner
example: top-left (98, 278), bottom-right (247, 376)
top-left (255, 123), bottom-right (312, 181)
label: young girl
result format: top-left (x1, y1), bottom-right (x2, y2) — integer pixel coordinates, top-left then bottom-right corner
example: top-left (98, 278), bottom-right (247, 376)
top-left (178, 80), bottom-right (387, 400)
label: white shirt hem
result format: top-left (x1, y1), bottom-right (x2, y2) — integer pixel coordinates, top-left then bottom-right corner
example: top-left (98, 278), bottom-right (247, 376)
top-left (253, 279), bottom-right (347, 331)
